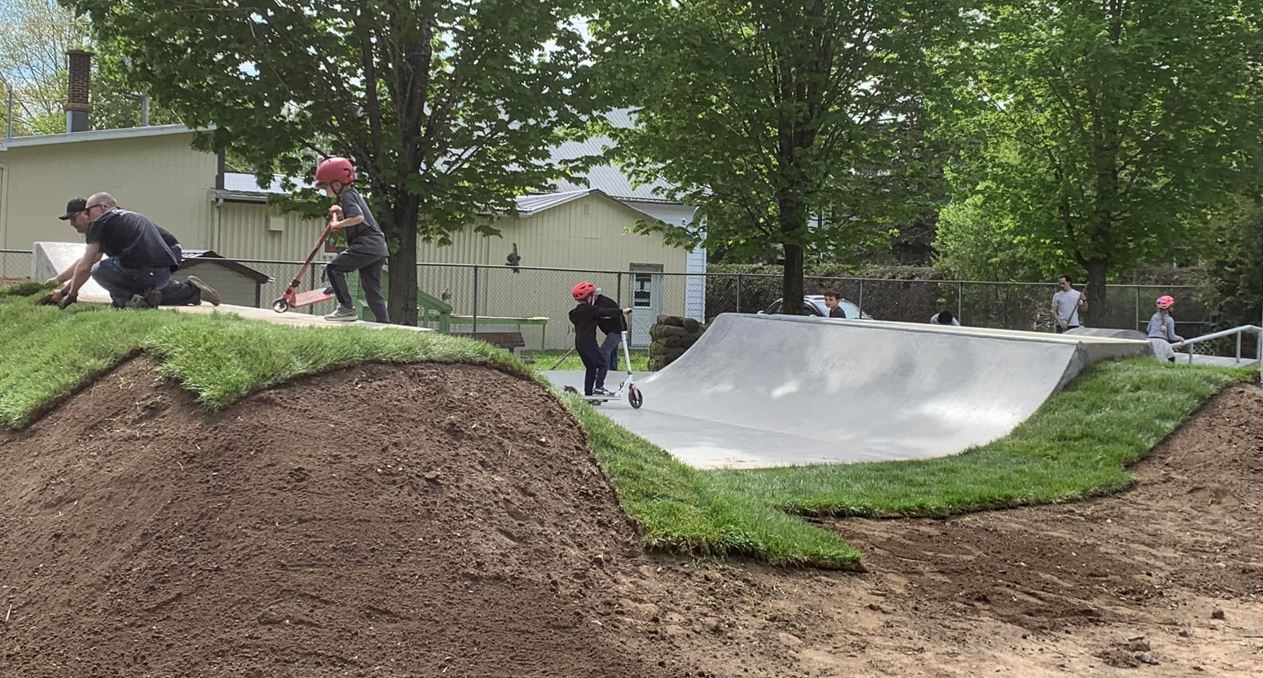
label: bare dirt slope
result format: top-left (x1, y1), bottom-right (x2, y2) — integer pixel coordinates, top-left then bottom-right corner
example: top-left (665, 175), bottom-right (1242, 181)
top-left (0, 359), bottom-right (685, 677)
top-left (1, 358), bottom-right (1259, 677)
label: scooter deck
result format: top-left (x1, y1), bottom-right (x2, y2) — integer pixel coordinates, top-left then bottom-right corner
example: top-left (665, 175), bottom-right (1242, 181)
top-left (292, 288), bottom-right (335, 308)
top-left (563, 385), bottom-right (621, 401)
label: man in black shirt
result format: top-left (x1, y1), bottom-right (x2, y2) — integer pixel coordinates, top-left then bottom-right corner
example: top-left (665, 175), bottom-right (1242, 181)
top-left (568, 281), bottom-right (630, 397)
top-left (46, 197), bottom-right (221, 309)
top-left (592, 288), bottom-right (626, 395)
top-left (52, 193), bottom-right (190, 309)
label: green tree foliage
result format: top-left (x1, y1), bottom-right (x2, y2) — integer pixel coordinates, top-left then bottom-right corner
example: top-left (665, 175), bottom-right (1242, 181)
top-left (66, 0), bottom-right (600, 325)
top-left (1, 0), bottom-right (89, 135)
top-left (940, 0), bottom-right (1263, 303)
top-left (1202, 195), bottom-right (1263, 330)
top-left (934, 188), bottom-right (1058, 282)
top-left (0, 0), bottom-right (175, 135)
top-left (590, 0), bottom-right (970, 313)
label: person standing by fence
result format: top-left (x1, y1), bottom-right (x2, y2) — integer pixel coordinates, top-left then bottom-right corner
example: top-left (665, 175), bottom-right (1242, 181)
top-left (1051, 275), bottom-right (1087, 333)
top-left (592, 287), bottom-right (624, 396)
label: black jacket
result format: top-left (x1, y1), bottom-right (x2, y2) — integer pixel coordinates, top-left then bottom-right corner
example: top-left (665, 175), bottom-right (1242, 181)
top-left (569, 302), bottom-right (624, 348)
top-left (594, 294), bottom-right (625, 334)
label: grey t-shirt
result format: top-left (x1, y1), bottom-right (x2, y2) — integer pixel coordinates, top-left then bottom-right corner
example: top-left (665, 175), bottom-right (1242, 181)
top-left (1052, 289), bottom-right (1084, 326)
top-left (338, 188), bottom-right (389, 257)
top-left (1146, 313), bottom-right (1182, 341)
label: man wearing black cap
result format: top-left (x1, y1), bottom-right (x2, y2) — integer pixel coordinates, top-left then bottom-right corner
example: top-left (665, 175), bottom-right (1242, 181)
top-left (45, 195), bottom-right (221, 309)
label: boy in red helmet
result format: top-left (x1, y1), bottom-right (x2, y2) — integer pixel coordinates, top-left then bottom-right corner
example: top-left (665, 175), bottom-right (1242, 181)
top-left (314, 157), bottom-right (390, 323)
top-left (568, 281), bottom-right (631, 397)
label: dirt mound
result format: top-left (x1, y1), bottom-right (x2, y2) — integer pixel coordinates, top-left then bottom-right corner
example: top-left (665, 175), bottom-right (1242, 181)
top-left (823, 384), bottom-right (1263, 675)
top-left (0, 359), bottom-right (684, 677)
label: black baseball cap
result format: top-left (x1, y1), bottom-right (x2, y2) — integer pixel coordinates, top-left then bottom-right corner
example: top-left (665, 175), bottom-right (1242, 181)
top-left (59, 198), bottom-right (87, 220)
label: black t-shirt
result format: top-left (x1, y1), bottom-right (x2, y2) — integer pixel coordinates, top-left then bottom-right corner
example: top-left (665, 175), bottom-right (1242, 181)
top-left (594, 294), bottom-right (624, 334)
top-left (829, 306), bottom-right (845, 318)
top-left (85, 209), bottom-right (179, 270)
top-left (157, 226), bottom-right (183, 271)
top-left (569, 303), bottom-right (624, 347)
top-left (339, 188), bottom-right (389, 256)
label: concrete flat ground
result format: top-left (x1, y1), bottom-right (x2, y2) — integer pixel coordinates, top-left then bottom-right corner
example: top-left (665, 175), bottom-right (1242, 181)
top-left (547, 314), bottom-right (1151, 469)
top-left (167, 301), bottom-right (431, 332)
top-left (33, 240), bottom-right (427, 332)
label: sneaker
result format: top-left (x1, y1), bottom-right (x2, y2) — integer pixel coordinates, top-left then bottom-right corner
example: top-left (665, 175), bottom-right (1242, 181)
top-left (593, 387), bottom-right (615, 397)
top-left (324, 305), bottom-right (358, 322)
top-left (186, 276), bottom-right (221, 306)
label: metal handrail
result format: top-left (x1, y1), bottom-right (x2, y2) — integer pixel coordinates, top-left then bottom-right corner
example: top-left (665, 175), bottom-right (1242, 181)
top-left (1174, 325), bottom-right (1262, 373)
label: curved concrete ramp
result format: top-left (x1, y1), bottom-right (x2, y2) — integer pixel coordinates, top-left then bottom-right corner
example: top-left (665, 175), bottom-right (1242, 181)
top-left (599, 314), bottom-right (1150, 469)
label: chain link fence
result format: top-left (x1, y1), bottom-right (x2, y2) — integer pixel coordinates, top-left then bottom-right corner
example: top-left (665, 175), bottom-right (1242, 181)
top-left (1, 250), bottom-right (34, 281)
top-left (0, 249), bottom-right (1220, 353)
top-left (703, 271), bottom-right (1208, 335)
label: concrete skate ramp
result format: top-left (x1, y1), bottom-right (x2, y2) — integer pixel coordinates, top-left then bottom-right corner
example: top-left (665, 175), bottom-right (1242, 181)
top-left (1066, 326), bottom-right (1149, 341)
top-left (33, 240), bottom-right (109, 299)
top-left (611, 314), bottom-right (1150, 469)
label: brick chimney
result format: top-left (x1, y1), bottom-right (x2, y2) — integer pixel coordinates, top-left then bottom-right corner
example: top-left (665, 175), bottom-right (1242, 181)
top-left (65, 49), bottom-right (93, 133)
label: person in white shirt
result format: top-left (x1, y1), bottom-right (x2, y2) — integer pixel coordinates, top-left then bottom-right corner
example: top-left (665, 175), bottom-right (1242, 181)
top-left (1051, 275), bottom-right (1088, 333)
top-left (929, 310), bottom-right (960, 326)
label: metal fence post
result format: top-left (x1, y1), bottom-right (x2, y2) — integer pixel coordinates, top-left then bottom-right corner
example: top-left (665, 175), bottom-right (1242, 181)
top-left (957, 282), bottom-right (963, 322)
top-left (616, 272), bottom-right (623, 307)
top-left (308, 265), bottom-right (317, 315)
top-left (736, 273), bottom-right (743, 313)
top-left (1134, 287), bottom-right (1140, 331)
top-left (471, 264), bottom-right (479, 332)
top-left (857, 279), bottom-right (865, 315)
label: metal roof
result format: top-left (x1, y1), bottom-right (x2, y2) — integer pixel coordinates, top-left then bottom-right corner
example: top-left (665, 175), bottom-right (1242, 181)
top-left (0, 124), bottom-right (195, 150)
top-left (179, 249), bottom-right (272, 282)
top-left (7, 111), bottom-right (687, 207)
top-left (513, 188), bottom-right (665, 223)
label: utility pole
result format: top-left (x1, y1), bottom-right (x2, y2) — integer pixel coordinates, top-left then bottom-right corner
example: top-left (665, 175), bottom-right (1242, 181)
top-left (4, 81), bottom-right (13, 140)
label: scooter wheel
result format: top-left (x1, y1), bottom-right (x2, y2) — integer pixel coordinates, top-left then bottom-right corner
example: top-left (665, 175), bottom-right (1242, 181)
top-left (272, 298), bottom-right (290, 313)
top-left (628, 385), bottom-right (644, 409)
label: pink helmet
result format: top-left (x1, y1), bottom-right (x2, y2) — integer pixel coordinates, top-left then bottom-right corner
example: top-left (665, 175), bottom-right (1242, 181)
top-left (1156, 295), bottom-right (1175, 309)
top-left (314, 157), bottom-right (356, 188)
top-left (571, 281), bottom-right (597, 301)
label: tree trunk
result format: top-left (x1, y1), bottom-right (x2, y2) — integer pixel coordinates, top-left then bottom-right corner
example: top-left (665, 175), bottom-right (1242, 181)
top-left (383, 200), bottom-right (421, 326)
top-left (1084, 258), bottom-right (1107, 322)
top-left (778, 192), bottom-right (808, 315)
top-left (782, 242), bottom-right (805, 315)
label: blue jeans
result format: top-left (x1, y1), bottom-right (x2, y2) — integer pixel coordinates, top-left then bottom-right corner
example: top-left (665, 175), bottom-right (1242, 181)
top-left (90, 258), bottom-right (172, 308)
top-left (596, 332), bottom-right (622, 388)
top-left (577, 344), bottom-right (606, 396)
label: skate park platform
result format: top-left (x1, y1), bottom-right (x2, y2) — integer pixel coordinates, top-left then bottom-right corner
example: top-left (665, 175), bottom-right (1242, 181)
top-left (32, 241), bottom-right (430, 332)
top-left (547, 314), bottom-right (1151, 469)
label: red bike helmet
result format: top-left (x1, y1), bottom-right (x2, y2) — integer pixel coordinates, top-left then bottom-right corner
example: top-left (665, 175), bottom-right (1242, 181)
top-left (1156, 295), bottom-right (1175, 309)
top-left (571, 281), bottom-right (597, 301)
top-left (314, 157), bottom-right (356, 188)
